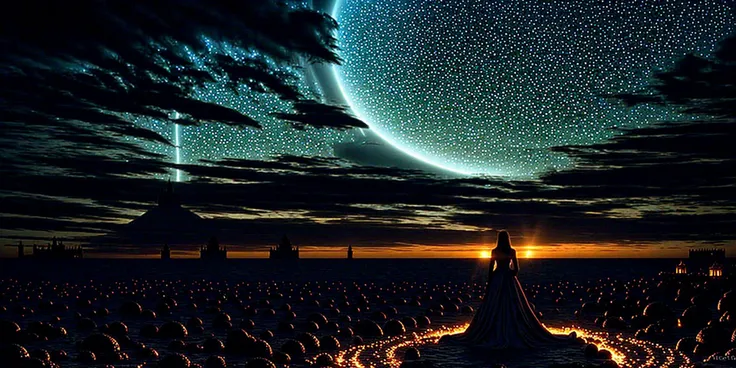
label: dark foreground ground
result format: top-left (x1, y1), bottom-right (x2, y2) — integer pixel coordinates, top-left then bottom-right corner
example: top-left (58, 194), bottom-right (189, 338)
top-left (2, 259), bottom-right (707, 368)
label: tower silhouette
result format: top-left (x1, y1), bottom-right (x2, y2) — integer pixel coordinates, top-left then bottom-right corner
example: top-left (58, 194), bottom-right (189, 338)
top-left (270, 235), bottom-right (299, 259)
top-left (161, 243), bottom-right (171, 260)
top-left (200, 236), bottom-right (227, 260)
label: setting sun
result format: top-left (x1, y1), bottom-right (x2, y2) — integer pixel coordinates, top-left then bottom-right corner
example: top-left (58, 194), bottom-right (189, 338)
top-left (525, 250), bottom-right (533, 258)
top-left (479, 250), bottom-right (491, 259)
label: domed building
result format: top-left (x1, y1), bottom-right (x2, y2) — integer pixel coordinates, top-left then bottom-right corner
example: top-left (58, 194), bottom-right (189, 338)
top-left (200, 236), bottom-right (227, 260)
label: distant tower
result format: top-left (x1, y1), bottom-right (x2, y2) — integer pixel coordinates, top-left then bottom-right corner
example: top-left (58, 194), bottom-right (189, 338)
top-left (675, 260), bottom-right (687, 275)
top-left (347, 245), bottom-right (353, 259)
top-left (51, 237), bottom-right (62, 251)
top-left (161, 243), bottom-right (171, 260)
top-left (270, 235), bottom-right (300, 259)
top-left (17, 241), bottom-right (24, 258)
top-left (200, 236), bottom-right (227, 260)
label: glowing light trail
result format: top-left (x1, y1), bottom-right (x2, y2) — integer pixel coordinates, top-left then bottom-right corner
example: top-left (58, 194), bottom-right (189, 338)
top-left (333, 323), bottom-right (691, 368)
top-left (174, 123), bottom-right (181, 182)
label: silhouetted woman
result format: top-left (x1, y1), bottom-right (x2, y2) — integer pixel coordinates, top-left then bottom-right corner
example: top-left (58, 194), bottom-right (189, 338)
top-left (444, 230), bottom-right (570, 348)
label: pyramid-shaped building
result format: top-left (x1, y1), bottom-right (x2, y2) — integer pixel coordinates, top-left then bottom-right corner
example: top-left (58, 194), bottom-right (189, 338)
top-left (91, 180), bottom-right (211, 247)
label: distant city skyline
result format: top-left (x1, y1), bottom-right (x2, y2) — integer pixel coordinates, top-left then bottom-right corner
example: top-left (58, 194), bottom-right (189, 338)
top-left (2, 238), bottom-right (717, 259)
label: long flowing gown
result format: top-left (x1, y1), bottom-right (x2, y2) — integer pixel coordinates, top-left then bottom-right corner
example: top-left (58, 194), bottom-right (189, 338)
top-left (445, 248), bottom-right (571, 349)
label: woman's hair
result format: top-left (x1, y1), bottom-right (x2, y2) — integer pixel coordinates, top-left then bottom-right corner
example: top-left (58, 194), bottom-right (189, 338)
top-left (495, 230), bottom-right (512, 251)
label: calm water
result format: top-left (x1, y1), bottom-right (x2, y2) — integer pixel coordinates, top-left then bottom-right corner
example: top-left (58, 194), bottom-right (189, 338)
top-left (0, 258), bottom-right (675, 283)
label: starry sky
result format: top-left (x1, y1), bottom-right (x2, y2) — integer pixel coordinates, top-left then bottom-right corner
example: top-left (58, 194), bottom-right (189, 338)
top-left (115, 0), bottom-right (735, 179)
top-left (333, 0), bottom-right (734, 176)
top-left (0, 0), bottom-right (734, 258)
top-left (117, 8), bottom-right (365, 183)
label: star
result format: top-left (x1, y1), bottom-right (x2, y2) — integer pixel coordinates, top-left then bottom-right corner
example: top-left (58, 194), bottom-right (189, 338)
top-left (332, 0), bottom-right (735, 177)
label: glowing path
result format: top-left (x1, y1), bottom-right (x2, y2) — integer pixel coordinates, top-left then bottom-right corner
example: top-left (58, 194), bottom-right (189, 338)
top-left (331, 323), bottom-right (693, 368)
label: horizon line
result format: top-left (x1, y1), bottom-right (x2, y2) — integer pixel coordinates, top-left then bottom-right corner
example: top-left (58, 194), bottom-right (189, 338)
top-left (0, 256), bottom-right (723, 260)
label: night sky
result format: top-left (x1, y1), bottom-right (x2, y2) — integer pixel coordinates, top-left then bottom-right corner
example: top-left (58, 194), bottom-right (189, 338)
top-left (335, 0), bottom-right (733, 176)
top-left (0, 0), bottom-right (734, 258)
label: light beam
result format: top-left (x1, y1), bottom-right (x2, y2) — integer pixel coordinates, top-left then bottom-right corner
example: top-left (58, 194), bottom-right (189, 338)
top-left (174, 123), bottom-right (181, 182)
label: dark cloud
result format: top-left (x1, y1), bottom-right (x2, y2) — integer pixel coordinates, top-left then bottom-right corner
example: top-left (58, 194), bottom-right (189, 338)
top-left (542, 35), bottom-right (736, 205)
top-left (107, 126), bottom-right (173, 146)
top-left (0, 0), bottom-right (366, 182)
top-left (26, 155), bottom-right (171, 178)
top-left (2, 141), bottom-right (734, 249)
top-left (273, 100), bottom-right (368, 129)
top-left (609, 34), bottom-right (736, 117)
top-left (0, 215), bottom-right (118, 234)
top-left (332, 130), bottom-right (463, 176)
top-left (0, 1), bottom-right (341, 67)
top-left (0, 11), bottom-right (734, 253)
top-left (0, 195), bottom-right (119, 221)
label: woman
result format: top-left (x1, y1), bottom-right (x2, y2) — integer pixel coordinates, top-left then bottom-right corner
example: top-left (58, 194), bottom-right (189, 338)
top-left (444, 230), bottom-right (570, 348)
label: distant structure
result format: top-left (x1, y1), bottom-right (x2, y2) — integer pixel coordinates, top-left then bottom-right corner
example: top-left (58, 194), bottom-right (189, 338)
top-left (675, 260), bottom-right (687, 275)
top-left (161, 244), bottom-right (171, 260)
top-left (91, 179), bottom-right (209, 248)
top-left (710, 262), bottom-right (724, 278)
top-left (270, 235), bottom-right (299, 259)
top-left (17, 241), bottom-right (24, 258)
top-left (31, 237), bottom-right (83, 259)
top-left (158, 180), bottom-right (180, 207)
top-left (347, 245), bottom-right (353, 259)
top-left (688, 248), bottom-right (726, 275)
top-left (200, 236), bottom-right (227, 260)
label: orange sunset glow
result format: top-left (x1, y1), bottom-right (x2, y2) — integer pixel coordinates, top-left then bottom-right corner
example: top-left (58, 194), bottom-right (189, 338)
top-left (5, 241), bottom-right (726, 259)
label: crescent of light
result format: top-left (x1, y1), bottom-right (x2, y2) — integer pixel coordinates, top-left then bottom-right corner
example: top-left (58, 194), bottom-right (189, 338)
top-left (329, 0), bottom-right (481, 176)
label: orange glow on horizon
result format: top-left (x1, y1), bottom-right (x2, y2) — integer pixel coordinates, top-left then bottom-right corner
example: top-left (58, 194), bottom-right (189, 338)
top-left (2, 241), bottom-right (730, 258)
